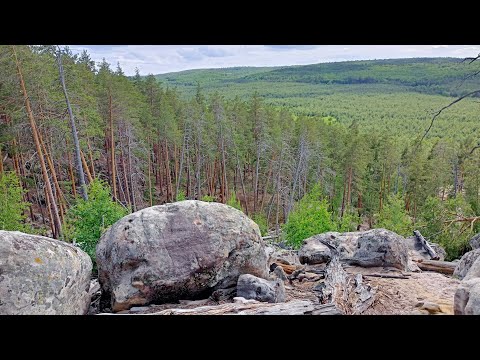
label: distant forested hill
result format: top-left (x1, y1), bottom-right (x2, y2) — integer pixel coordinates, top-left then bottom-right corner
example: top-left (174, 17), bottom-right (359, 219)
top-left (154, 58), bottom-right (480, 140)
top-left (155, 58), bottom-right (480, 97)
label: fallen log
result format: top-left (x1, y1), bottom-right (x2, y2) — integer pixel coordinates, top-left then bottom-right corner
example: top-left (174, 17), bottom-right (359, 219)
top-left (413, 259), bottom-right (456, 275)
top-left (413, 230), bottom-right (439, 260)
top-left (150, 298), bottom-right (341, 315)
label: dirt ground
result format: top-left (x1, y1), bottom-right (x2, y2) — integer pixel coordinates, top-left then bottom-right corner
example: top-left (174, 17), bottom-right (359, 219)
top-left (114, 266), bottom-right (460, 315)
top-left (283, 266), bottom-right (460, 315)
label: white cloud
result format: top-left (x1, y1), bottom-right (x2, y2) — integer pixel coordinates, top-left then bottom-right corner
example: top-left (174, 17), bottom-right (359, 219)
top-left (67, 45), bottom-right (480, 76)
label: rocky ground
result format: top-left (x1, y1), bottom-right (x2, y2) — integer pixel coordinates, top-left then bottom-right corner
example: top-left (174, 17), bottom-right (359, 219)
top-left (2, 200), bottom-right (479, 315)
top-left (106, 265), bottom-right (459, 315)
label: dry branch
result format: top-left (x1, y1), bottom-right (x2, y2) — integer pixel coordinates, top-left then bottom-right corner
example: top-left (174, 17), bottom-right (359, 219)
top-left (150, 299), bottom-right (341, 315)
top-left (413, 259), bottom-right (456, 275)
top-left (413, 230), bottom-right (439, 260)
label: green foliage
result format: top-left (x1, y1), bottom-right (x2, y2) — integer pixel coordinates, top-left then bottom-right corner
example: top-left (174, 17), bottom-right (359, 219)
top-left (252, 213), bottom-right (268, 237)
top-left (201, 194), bottom-right (214, 202)
top-left (283, 184), bottom-right (336, 248)
top-left (0, 172), bottom-right (31, 232)
top-left (419, 195), bottom-right (475, 260)
top-left (374, 194), bottom-right (413, 237)
top-left (336, 211), bottom-right (358, 232)
top-left (154, 58), bottom-right (480, 142)
top-left (226, 190), bottom-right (242, 211)
top-left (65, 179), bottom-right (127, 264)
top-left (175, 190), bottom-right (186, 201)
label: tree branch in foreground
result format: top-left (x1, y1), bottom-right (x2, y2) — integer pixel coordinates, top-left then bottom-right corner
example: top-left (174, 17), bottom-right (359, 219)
top-left (419, 89), bottom-right (480, 145)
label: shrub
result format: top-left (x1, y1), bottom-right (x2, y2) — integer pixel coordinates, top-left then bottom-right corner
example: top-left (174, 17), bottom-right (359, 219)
top-left (175, 189), bottom-right (186, 201)
top-left (419, 195), bottom-right (475, 260)
top-left (283, 184), bottom-right (336, 248)
top-left (0, 172), bottom-right (31, 232)
top-left (226, 190), bottom-right (242, 211)
top-left (201, 194), bottom-right (214, 202)
top-left (374, 194), bottom-right (413, 237)
top-left (336, 211), bottom-right (358, 232)
top-left (251, 213), bottom-right (268, 236)
top-left (65, 179), bottom-right (128, 265)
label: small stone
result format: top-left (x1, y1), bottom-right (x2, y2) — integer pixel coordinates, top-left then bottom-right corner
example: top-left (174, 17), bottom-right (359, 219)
top-left (178, 299), bottom-right (210, 306)
top-left (420, 302), bottom-right (441, 313)
top-left (409, 310), bottom-right (427, 315)
top-left (233, 297), bottom-right (258, 304)
top-left (237, 274), bottom-right (285, 303)
top-left (131, 281), bottom-right (144, 288)
top-left (128, 306), bottom-right (151, 313)
top-left (273, 266), bottom-right (288, 281)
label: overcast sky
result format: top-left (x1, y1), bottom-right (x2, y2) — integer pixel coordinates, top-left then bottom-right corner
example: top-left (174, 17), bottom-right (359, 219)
top-left (68, 45), bottom-right (480, 76)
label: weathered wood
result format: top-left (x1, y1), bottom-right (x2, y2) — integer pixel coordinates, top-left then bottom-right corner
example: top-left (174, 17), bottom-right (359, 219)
top-left (80, 150), bottom-right (94, 183)
top-left (261, 235), bottom-right (281, 241)
top-left (57, 47), bottom-right (88, 201)
top-left (150, 298), bottom-right (341, 315)
top-left (413, 230), bottom-right (439, 260)
top-left (316, 238), bottom-right (376, 314)
top-left (277, 263), bottom-right (297, 275)
top-left (414, 259), bottom-right (456, 275)
top-left (363, 273), bottom-right (409, 279)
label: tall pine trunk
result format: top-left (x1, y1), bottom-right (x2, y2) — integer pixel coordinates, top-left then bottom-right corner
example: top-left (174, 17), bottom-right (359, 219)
top-left (12, 46), bottom-right (62, 238)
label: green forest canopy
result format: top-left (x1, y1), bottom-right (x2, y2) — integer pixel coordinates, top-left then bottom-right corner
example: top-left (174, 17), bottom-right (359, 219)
top-left (1, 47), bottom-right (479, 260)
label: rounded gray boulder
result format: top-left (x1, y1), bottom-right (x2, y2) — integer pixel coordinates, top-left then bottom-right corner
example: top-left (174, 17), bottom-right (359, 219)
top-left (96, 200), bottom-right (269, 312)
top-left (470, 233), bottom-right (480, 250)
top-left (453, 249), bottom-right (480, 280)
top-left (0, 230), bottom-right (92, 315)
top-left (298, 229), bottom-right (409, 270)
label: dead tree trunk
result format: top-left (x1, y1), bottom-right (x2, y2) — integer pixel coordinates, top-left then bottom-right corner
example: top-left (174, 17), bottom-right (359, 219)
top-left (80, 150), bottom-right (94, 183)
top-left (109, 91), bottom-right (117, 200)
top-left (12, 45), bottom-right (62, 238)
top-left (153, 299), bottom-right (340, 315)
top-left (0, 145), bottom-right (3, 175)
top-left (315, 238), bottom-right (376, 315)
top-left (66, 141), bottom-right (77, 198)
top-left (127, 127), bottom-right (136, 211)
top-left (147, 139), bottom-right (153, 206)
top-left (413, 259), bottom-right (455, 275)
top-left (39, 132), bottom-right (66, 223)
top-left (56, 47), bottom-right (88, 201)
top-left (413, 230), bottom-right (438, 260)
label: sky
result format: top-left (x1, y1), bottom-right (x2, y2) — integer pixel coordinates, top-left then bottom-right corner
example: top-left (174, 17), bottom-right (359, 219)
top-left (68, 45), bottom-right (480, 76)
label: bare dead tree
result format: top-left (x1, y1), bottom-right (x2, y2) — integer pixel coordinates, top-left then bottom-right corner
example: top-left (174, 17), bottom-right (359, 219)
top-left (56, 47), bottom-right (88, 201)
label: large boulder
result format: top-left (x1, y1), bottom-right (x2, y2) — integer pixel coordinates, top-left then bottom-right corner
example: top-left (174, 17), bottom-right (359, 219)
top-left (237, 274), bottom-right (285, 303)
top-left (464, 255), bottom-right (480, 280)
top-left (298, 238), bottom-right (331, 265)
top-left (453, 249), bottom-right (480, 280)
top-left (470, 233), bottom-right (480, 250)
top-left (0, 230), bottom-right (92, 315)
top-left (298, 229), bottom-right (409, 270)
top-left (454, 278), bottom-right (480, 315)
top-left (97, 201), bottom-right (269, 312)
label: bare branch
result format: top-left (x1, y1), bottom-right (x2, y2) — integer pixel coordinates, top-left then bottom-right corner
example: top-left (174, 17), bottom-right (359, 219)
top-left (419, 89), bottom-right (480, 145)
top-left (461, 53), bottom-right (480, 64)
top-left (456, 68), bottom-right (480, 88)
top-left (469, 144), bottom-right (480, 156)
